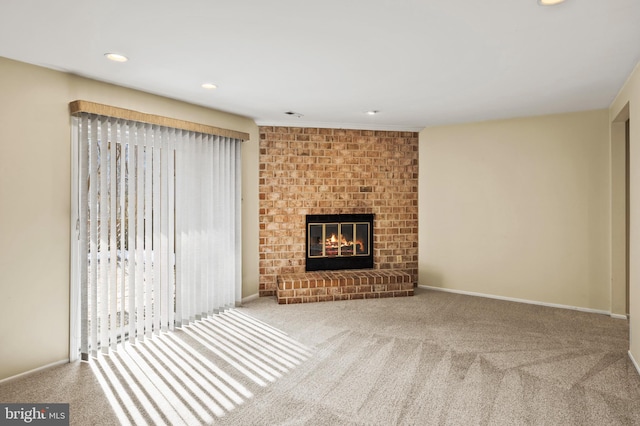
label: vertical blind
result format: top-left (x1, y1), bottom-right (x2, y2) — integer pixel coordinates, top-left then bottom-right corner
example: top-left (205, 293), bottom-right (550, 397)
top-left (73, 111), bottom-right (243, 358)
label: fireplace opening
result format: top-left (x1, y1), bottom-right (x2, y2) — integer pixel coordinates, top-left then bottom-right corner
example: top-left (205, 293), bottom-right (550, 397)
top-left (305, 214), bottom-right (374, 271)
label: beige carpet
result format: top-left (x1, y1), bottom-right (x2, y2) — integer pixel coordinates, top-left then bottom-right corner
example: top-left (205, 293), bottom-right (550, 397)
top-left (1, 288), bottom-right (639, 425)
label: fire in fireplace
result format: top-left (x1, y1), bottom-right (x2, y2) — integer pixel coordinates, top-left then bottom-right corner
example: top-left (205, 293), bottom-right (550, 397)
top-left (305, 214), bottom-right (374, 271)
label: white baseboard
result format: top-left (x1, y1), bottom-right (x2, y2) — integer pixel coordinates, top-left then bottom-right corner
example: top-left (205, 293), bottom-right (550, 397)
top-left (241, 293), bottom-right (259, 304)
top-left (0, 359), bottom-right (69, 385)
top-left (417, 285), bottom-right (613, 316)
top-left (629, 351), bottom-right (640, 376)
top-left (611, 313), bottom-right (629, 320)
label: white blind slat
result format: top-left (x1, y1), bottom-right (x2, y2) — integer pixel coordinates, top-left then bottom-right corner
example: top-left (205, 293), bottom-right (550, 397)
top-left (144, 124), bottom-right (153, 339)
top-left (79, 115), bottom-right (89, 358)
top-left (167, 129), bottom-right (176, 331)
top-left (109, 120), bottom-right (118, 351)
top-left (175, 131), bottom-right (184, 327)
top-left (135, 125), bottom-right (145, 341)
top-left (188, 133), bottom-right (197, 323)
top-left (160, 128), bottom-right (169, 332)
top-left (235, 140), bottom-right (242, 305)
top-left (205, 136), bottom-right (215, 314)
top-left (89, 115), bottom-right (99, 357)
top-left (212, 139), bottom-right (222, 310)
top-left (99, 119), bottom-right (109, 353)
top-left (152, 127), bottom-right (162, 335)
top-left (119, 122), bottom-right (127, 335)
top-left (127, 123), bottom-right (137, 344)
top-left (196, 135), bottom-right (205, 318)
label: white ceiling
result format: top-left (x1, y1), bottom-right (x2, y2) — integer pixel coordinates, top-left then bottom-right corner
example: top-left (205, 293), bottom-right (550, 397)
top-left (1, 0), bottom-right (639, 131)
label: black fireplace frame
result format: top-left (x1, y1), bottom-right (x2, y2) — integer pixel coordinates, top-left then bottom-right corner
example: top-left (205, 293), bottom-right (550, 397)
top-left (305, 213), bottom-right (374, 271)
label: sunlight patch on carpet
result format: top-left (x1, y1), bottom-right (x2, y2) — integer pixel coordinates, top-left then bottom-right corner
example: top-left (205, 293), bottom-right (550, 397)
top-left (89, 309), bottom-right (311, 424)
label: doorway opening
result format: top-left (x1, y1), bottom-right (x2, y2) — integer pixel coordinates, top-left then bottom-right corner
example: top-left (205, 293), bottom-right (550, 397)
top-left (626, 118), bottom-right (630, 316)
top-left (611, 104), bottom-right (630, 318)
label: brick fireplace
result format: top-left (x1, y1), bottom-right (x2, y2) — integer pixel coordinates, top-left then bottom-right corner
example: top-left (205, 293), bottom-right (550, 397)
top-left (258, 127), bottom-right (419, 297)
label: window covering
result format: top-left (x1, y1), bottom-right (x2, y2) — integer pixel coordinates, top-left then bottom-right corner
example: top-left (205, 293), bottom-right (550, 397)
top-left (71, 105), bottom-right (243, 358)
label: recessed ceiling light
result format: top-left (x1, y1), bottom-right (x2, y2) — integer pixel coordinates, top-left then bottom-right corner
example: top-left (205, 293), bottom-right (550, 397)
top-left (365, 110), bottom-right (379, 115)
top-left (104, 53), bottom-right (128, 62)
top-left (201, 83), bottom-right (217, 90)
top-left (538, 0), bottom-right (566, 6)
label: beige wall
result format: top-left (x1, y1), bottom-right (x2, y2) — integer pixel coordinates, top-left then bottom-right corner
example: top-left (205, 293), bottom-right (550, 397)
top-left (419, 110), bottom-right (610, 310)
top-left (0, 57), bottom-right (259, 381)
top-left (610, 62), bottom-right (640, 363)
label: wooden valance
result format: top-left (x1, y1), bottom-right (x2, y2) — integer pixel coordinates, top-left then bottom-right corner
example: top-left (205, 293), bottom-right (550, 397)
top-left (69, 100), bottom-right (250, 141)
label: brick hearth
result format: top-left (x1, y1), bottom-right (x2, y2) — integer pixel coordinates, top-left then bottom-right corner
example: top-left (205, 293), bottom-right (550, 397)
top-left (277, 270), bottom-right (414, 304)
top-left (259, 127), bottom-right (419, 298)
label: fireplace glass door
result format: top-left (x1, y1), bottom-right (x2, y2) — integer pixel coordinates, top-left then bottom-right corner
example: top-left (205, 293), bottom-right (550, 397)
top-left (305, 214), bottom-right (374, 271)
top-left (308, 223), bottom-right (370, 258)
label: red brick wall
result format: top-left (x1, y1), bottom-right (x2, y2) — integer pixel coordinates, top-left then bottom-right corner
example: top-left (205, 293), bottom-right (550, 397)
top-left (258, 127), bottom-right (418, 296)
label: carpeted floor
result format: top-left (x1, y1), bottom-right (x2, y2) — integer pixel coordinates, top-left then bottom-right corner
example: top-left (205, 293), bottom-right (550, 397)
top-left (2, 288), bottom-right (639, 425)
